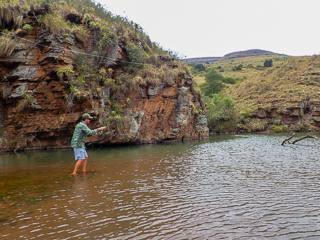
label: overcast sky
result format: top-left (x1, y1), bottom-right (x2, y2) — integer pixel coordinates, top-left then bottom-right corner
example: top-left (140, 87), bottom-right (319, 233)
top-left (98, 0), bottom-right (320, 59)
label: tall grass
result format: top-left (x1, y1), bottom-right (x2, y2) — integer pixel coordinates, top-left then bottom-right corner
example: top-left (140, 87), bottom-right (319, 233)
top-left (0, 35), bottom-right (16, 58)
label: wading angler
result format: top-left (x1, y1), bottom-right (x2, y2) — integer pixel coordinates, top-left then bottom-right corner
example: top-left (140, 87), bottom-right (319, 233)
top-left (71, 113), bottom-right (106, 175)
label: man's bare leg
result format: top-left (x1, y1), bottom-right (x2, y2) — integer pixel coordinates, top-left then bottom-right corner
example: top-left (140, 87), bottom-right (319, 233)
top-left (72, 159), bottom-right (85, 175)
top-left (82, 157), bottom-right (88, 173)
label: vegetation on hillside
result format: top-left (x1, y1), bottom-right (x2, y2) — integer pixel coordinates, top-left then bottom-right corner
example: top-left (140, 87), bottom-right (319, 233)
top-left (3, 0), bottom-right (320, 135)
top-left (1, 0), bottom-right (193, 133)
top-left (189, 54), bottom-right (320, 133)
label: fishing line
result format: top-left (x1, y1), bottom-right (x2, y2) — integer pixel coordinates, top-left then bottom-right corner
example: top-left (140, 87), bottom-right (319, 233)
top-left (0, 31), bottom-right (155, 66)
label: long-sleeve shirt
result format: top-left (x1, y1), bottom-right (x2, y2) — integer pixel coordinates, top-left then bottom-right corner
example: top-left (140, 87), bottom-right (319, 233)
top-left (71, 121), bottom-right (99, 149)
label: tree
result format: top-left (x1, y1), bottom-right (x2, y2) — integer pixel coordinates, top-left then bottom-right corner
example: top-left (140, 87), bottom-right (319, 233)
top-left (200, 69), bottom-right (224, 96)
top-left (193, 63), bottom-right (206, 72)
top-left (264, 59), bottom-right (273, 67)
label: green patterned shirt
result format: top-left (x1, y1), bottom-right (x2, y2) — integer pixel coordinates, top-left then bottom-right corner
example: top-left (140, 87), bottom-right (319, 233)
top-left (71, 121), bottom-right (99, 149)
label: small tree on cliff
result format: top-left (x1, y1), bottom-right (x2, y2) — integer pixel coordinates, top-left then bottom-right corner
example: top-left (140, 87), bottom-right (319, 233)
top-left (200, 69), bottom-right (224, 96)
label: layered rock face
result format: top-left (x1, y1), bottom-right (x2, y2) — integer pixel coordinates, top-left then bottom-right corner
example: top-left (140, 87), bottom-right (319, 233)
top-left (254, 98), bottom-right (320, 131)
top-left (0, 12), bottom-right (208, 152)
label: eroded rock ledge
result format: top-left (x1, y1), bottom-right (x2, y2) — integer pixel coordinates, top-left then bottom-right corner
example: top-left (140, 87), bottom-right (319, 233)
top-left (0, 10), bottom-right (208, 152)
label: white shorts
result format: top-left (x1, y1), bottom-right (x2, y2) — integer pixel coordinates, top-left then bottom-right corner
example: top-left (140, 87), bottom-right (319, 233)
top-left (73, 148), bottom-right (88, 160)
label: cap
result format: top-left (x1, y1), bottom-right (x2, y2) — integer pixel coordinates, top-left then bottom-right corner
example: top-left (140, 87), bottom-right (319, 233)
top-left (82, 113), bottom-right (93, 120)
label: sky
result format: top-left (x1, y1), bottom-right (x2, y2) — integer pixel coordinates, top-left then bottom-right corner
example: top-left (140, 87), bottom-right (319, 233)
top-left (98, 0), bottom-right (320, 59)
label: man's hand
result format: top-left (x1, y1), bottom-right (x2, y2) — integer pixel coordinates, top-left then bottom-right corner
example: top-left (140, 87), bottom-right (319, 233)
top-left (98, 126), bottom-right (106, 131)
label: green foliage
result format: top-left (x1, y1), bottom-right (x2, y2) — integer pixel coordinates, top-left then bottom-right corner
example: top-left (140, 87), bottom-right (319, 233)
top-left (38, 13), bottom-right (71, 35)
top-left (203, 95), bottom-right (236, 130)
top-left (17, 91), bottom-right (38, 111)
top-left (223, 77), bottom-right (236, 84)
top-left (268, 124), bottom-right (288, 133)
top-left (200, 69), bottom-right (225, 96)
top-left (97, 26), bottom-right (117, 48)
top-left (232, 64), bottom-right (243, 71)
top-left (264, 59), bottom-right (273, 67)
top-left (247, 119), bottom-right (267, 132)
top-left (22, 24), bottom-right (32, 31)
top-left (125, 44), bottom-right (146, 72)
top-left (193, 63), bottom-right (206, 72)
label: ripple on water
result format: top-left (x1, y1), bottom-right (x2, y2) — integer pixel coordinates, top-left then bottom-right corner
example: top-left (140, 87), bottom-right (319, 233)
top-left (1, 133), bottom-right (320, 239)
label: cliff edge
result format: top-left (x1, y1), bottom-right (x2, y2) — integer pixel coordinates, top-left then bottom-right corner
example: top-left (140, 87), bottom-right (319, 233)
top-left (0, 3), bottom-right (208, 152)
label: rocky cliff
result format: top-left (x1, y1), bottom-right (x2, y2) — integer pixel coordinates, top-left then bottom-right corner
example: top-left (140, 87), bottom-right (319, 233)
top-left (0, 4), bottom-right (209, 152)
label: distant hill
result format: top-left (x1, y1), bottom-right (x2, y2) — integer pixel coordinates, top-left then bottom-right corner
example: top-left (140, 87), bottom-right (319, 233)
top-left (183, 49), bottom-right (285, 64)
top-left (182, 57), bottom-right (221, 64)
top-left (222, 49), bottom-right (285, 60)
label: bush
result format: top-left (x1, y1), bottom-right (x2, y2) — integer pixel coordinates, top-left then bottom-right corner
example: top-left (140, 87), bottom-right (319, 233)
top-left (248, 119), bottom-right (267, 132)
top-left (264, 59), bottom-right (273, 67)
top-left (193, 63), bottom-right (206, 72)
top-left (232, 64), bottom-right (243, 71)
top-left (22, 24), bottom-right (32, 31)
top-left (200, 69), bottom-right (225, 96)
top-left (203, 95), bottom-right (236, 130)
top-left (125, 44), bottom-right (146, 72)
top-left (223, 77), bottom-right (236, 84)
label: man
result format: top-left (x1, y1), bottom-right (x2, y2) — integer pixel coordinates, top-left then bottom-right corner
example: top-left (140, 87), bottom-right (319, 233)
top-left (71, 113), bottom-right (106, 175)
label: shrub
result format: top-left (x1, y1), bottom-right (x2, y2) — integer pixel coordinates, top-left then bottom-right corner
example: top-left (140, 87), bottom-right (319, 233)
top-left (38, 13), bottom-right (70, 35)
top-left (98, 26), bottom-right (117, 48)
top-left (223, 77), bottom-right (236, 84)
top-left (248, 119), bottom-right (267, 132)
top-left (232, 64), bottom-right (243, 71)
top-left (125, 44), bottom-right (147, 72)
top-left (22, 24), bottom-right (32, 31)
top-left (269, 124), bottom-right (288, 133)
top-left (193, 63), bottom-right (206, 72)
top-left (264, 59), bottom-right (273, 67)
top-left (203, 95), bottom-right (236, 130)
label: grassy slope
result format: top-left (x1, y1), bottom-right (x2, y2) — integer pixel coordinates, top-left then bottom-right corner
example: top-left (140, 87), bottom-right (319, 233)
top-left (195, 55), bottom-right (320, 111)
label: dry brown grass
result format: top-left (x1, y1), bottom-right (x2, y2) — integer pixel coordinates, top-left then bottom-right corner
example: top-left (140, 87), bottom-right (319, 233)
top-left (0, 36), bottom-right (17, 58)
top-left (0, 4), bottom-right (23, 29)
top-left (201, 55), bottom-right (320, 111)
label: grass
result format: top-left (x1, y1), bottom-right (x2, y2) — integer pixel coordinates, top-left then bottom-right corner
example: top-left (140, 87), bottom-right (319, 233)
top-left (191, 54), bottom-right (320, 132)
top-left (194, 55), bottom-right (320, 109)
top-left (0, 36), bottom-right (17, 58)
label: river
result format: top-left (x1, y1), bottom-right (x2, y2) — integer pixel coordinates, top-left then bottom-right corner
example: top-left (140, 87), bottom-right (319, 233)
top-left (1, 133), bottom-right (320, 239)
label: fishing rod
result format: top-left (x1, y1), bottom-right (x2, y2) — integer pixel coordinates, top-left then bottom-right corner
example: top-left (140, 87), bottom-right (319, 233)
top-left (99, 119), bottom-right (120, 135)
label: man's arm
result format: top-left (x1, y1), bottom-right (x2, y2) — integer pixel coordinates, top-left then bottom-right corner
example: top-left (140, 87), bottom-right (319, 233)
top-left (82, 124), bottom-right (99, 137)
top-left (82, 124), bottom-right (106, 137)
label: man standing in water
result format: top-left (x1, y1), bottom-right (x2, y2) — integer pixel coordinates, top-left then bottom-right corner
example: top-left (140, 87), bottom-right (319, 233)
top-left (71, 113), bottom-right (106, 175)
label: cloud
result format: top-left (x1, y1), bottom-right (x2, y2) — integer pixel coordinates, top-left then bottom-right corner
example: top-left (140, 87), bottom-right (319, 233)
top-left (101, 0), bottom-right (320, 58)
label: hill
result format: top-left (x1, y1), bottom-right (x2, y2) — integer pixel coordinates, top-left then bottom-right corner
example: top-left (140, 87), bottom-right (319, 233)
top-left (182, 57), bottom-right (221, 64)
top-left (190, 54), bottom-right (320, 133)
top-left (183, 49), bottom-right (284, 64)
top-left (221, 49), bottom-right (285, 59)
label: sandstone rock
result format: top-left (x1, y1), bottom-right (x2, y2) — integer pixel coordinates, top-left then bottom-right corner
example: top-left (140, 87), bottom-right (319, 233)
top-left (0, 14), bottom-right (209, 152)
top-left (8, 65), bottom-right (40, 81)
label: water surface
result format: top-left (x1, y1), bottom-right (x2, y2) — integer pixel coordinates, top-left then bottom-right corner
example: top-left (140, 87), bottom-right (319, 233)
top-left (1, 133), bottom-right (320, 239)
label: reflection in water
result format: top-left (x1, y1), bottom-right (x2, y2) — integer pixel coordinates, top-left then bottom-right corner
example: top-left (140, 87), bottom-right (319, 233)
top-left (1, 133), bottom-right (320, 239)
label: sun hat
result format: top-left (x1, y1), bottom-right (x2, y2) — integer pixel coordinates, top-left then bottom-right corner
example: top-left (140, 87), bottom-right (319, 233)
top-left (82, 113), bottom-right (93, 120)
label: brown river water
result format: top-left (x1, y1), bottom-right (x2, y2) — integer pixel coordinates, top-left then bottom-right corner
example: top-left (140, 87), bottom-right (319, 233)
top-left (1, 133), bottom-right (320, 239)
